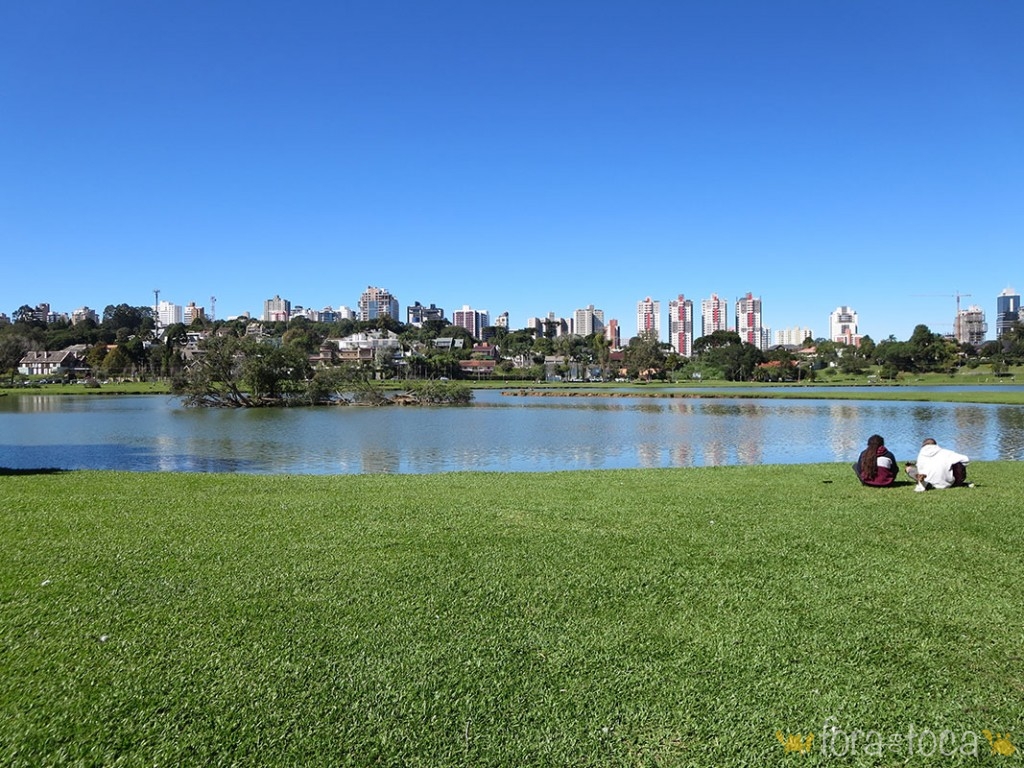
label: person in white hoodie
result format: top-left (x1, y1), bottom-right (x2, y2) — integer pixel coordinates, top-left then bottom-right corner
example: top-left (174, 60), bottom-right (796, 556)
top-left (905, 438), bottom-right (971, 491)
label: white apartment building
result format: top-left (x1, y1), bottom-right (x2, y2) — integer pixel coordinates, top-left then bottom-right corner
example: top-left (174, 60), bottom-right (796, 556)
top-left (701, 294), bottom-right (728, 337)
top-left (828, 306), bottom-right (859, 345)
top-left (71, 306), bottom-right (99, 325)
top-left (156, 300), bottom-right (183, 327)
top-left (735, 292), bottom-right (767, 351)
top-left (774, 327), bottom-right (814, 347)
top-left (573, 305), bottom-right (605, 336)
top-left (668, 295), bottom-right (694, 357)
top-left (636, 297), bottom-right (660, 339)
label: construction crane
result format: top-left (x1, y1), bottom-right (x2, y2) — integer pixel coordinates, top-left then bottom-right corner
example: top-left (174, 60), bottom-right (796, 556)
top-left (912, 291), bottom-right (972, 339)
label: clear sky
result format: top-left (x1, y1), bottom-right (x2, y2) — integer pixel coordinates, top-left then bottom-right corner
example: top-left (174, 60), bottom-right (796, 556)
top-left (2, 0), bottom-right (1021, 342)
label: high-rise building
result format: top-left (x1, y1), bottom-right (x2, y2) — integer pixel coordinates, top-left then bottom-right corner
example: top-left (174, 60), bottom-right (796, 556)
top-left (996, 287), bottom-right (1021, 337)
top-left (735, 292), bottom-right (766, 350)
top-left (573, 305), bottom-right (605, 337)
top-left (71, 306), bottom-right (99, 325)
top-left (636, 297), bottom-right (660, 339)
top-left (955, 305), bottom-right (988, 346)
top-left (157, 300), bottom-right (183, 327)
top-left (451, 305), bottom-right (490, 339)
top-left (407, 301), bottom-right (445, 327)
top-left (605, 318), bottom-right (621, 350)
top-left (700, 294), bottom-right (728, 337)
top-left (336, 306), bottom-right (356, 321)
top-left (183, 301), bottom-right (205, 325)
top-left (774, 327), bottom-right (814, 347)
top-left (263, 295), bottom-right (290, 322)
top-left (358, 286), bottom-right (399, 322)
top-left (668, 295), bottom-right (694, 357)
top-left (829, 306), bottom-right (860, 345)
top-left (494, 311), bottom-right (509, 329)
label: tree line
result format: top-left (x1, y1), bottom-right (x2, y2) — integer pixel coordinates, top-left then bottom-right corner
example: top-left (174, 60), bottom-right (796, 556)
top-left (3, 301), bottom-right (1024, 393)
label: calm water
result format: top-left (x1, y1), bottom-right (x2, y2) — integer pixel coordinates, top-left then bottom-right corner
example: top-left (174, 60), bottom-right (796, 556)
top-left (1, 389), bottom-right (1022, 474)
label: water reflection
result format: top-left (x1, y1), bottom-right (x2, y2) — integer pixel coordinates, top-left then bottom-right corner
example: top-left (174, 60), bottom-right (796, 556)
top-left (0, 392), bottom-right (1021, 474)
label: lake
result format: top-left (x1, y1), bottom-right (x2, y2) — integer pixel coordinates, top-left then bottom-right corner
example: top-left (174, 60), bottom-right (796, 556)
top-left (1, 389), bottom-right (1022, 474)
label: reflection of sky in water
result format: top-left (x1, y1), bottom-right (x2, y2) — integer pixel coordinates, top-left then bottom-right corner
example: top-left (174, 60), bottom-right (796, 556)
top-left (0, 391), bottom-right (1022, 474)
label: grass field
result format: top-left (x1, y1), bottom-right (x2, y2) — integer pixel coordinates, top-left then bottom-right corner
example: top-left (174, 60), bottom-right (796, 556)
top-left (2, 465), bottom-right (1022, 766)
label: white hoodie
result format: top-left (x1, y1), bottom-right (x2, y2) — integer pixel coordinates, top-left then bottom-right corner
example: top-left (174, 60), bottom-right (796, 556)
top-left (915, 443), bottom-right (970, 489)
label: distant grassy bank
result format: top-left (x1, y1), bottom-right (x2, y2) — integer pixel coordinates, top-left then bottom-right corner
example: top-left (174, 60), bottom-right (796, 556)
top-left (2, 465), bottom-right (1022, 766)
top-left (500, 388), bottom-right (1024, 406)
top-left (4, 373), bottom-right (1024, 405)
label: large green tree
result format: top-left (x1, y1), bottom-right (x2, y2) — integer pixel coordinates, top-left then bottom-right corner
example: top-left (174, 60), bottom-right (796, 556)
top-left (0, 334), bottom-right (30, 384)
top-left (172, 336), bottom-right (310, 407)
top-left (623, 330), bottom-right (666, 380)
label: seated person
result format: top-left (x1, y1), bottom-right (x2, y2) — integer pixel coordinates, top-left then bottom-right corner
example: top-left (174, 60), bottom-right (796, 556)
top-left (905, 438), bottom-right (970, 491)
top-left (853, 434), bottom-right (898, 487)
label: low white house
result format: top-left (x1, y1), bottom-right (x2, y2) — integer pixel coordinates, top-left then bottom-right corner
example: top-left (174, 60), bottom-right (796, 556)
top-left (18, 345), bottom-right (89, 376)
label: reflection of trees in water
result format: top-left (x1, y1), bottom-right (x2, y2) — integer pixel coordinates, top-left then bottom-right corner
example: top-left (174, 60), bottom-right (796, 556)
top-left (826, 404), bottom-right (861, 462)
top-left (996, 408), bottom-right (1024, 460)
top-left (953, 407), bottom-right (991, 459)
top-left (360, 449), bottom-right (400, 474)
top-left (704, 403), bottom-right (766, 417)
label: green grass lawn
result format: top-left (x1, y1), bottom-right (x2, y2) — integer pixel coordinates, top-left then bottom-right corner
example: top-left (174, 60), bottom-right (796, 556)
top-left (0, 381), bottom-right (170, 396)
top-left (2, 465), bottom-right (1022, 766)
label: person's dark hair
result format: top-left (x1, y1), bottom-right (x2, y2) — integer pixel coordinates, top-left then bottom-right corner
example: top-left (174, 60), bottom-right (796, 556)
top-left (861, 434), bottom-right (885, 480)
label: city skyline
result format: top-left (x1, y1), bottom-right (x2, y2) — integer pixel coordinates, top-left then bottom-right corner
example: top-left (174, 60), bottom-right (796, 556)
top-left (2, 2), bottom-right (1021, 341)
top-left (14, 285), bottom-right (1022, 349)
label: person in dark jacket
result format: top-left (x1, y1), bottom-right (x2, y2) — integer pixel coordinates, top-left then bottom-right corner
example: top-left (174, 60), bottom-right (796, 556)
top-left (853, 434), bottom-right (898, 487)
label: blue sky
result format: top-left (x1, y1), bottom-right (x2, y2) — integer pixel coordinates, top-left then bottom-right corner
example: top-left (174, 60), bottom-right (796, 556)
top-left (2, 0), bottom-right (1021, 341)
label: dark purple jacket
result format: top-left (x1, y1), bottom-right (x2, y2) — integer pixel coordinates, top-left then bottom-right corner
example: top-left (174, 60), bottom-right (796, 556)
top-left (856, 446), bottom-right (898, 487)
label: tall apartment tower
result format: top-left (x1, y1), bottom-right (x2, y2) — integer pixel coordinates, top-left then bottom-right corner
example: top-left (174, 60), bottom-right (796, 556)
top-left (668, 295), bottom-right (694, 357)
top-left (183, 301), bottom-right (205, 325)
top-left (156, 300), bottom-right (183, 327)
top-left (996, 287), bottom-right (1021, 337)
top-left (263, 295), bottom-right (291, 322)
top-left (605, 318), bottom-right (621, 350)
top-left (701, 294), bottom-right (728, 338)
top-left (358, 286), bottom-right (399, 322)
top-left (829, 306), bottom-right (859, 345)
top-left (636, 297), bottom-right (660, 339)
top-left (451, 305), bottom-right (490, 340)
top-left (955, 305), bottom-right (988, 346)
top-left (573, 305), bottom-right (605, 336)
top-left (735, 292), bottom-right (766, 350)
